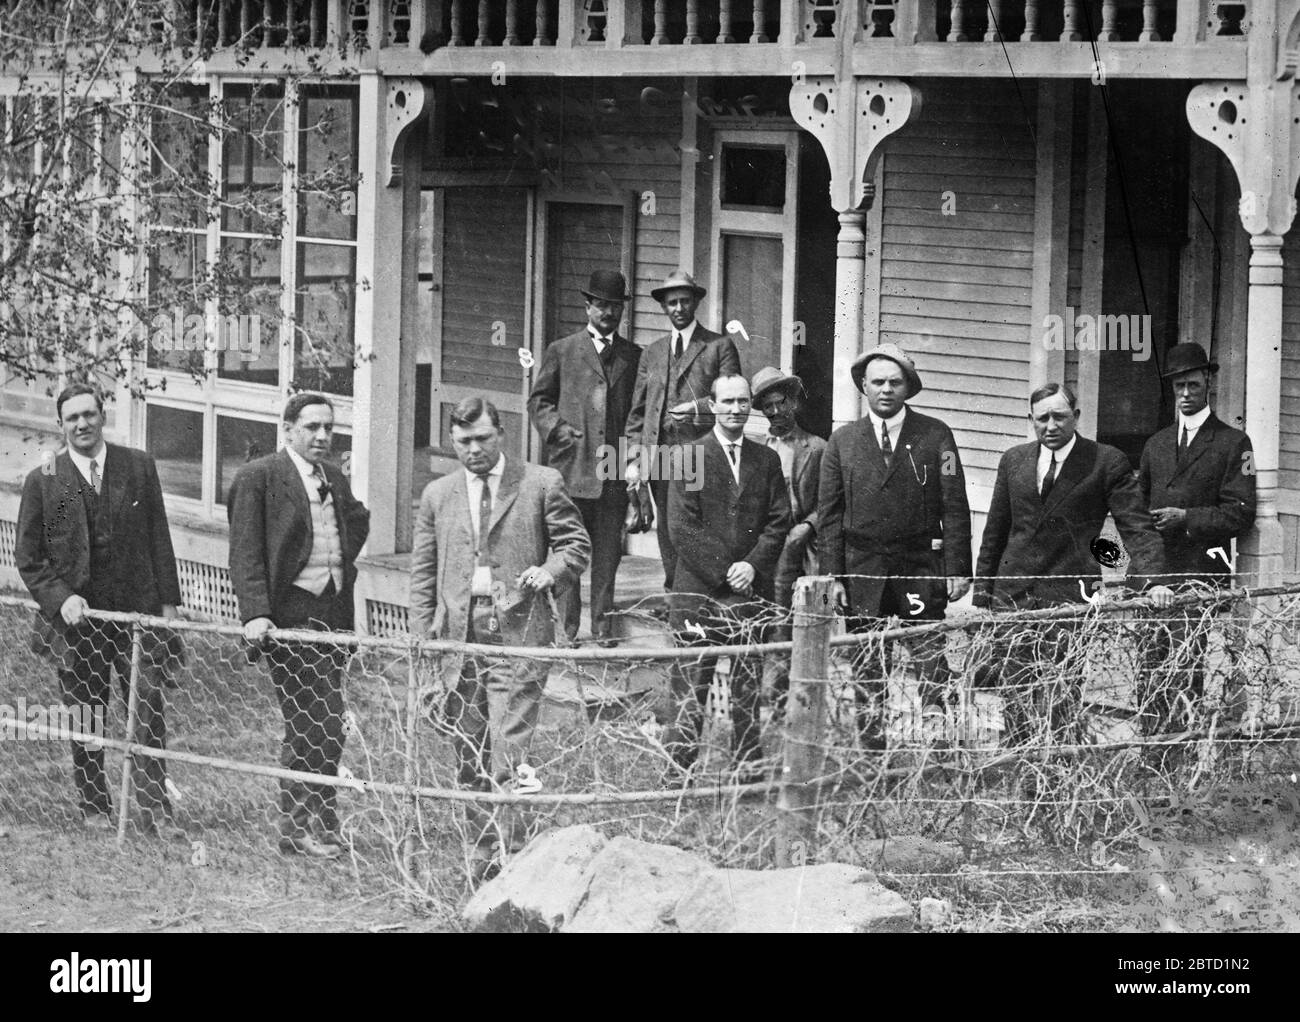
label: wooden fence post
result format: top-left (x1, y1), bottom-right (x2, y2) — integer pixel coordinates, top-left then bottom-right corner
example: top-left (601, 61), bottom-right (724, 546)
top-left (116, 619), bottom-right (144, 850)
top-left (776, 575), bottom-right (840, 867)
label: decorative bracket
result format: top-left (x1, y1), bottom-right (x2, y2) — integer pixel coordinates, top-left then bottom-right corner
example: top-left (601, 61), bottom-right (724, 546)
top-left (385, 78), bottom-right (434, 186)
top-left (791, 76), bottom-right (921, 211)
top-left (1279, 2), bottom-right (1300, 79)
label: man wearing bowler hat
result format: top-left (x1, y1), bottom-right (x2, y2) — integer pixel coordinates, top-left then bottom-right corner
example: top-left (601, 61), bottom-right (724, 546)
top-left (818, 344), bottom-right (972, 749)
top-left (1138, 342), bottom-right (1256, 739)
top-left (528, 269), bottom-right (641, 643)
top-left (624, 270), bottom-right (739, 590)
top-left (751, 366), bottom-right (826, 705)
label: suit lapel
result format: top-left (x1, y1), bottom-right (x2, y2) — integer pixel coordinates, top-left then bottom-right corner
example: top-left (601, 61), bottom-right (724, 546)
top-left (55, 452), bottom-right (87, 533)
top-left (101, 444), bottom-right (129, 526)
top-left (607, 335), bottom-right (634, 390)
top-left (672, 332), bottom-right (705, 388)
top-left (578, 331), bottom-right (605, 381)
top-left (276, 449), bottom-right (311, 526)
top-left (1040, 438), bottom-right (1089, 518)
top-left (1170, 415), bottom-right (1215, 481)
top-left (703, 433), bottom-right (736, 491)
top-left (488, 457), bottom-right (524, 534)
top-left (879, 410), bottom-right (913, 485)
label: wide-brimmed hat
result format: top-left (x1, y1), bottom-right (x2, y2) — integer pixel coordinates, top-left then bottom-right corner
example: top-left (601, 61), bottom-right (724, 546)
top-left (1161, 342), bottom-right (1219, 379)
top-left (850, 343), bottom-right (923, 398)
top-left (650, 269), bottom-right (707, 303)
top-left (751, 366), bottom-right (804, 405)
top-left (580, 269), bottom-right (632, 304)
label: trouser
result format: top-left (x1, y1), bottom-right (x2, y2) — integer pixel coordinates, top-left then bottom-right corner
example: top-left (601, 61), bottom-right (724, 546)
top-left (266, 582), bottom-right (351, 841)
top-left (850, 577), bottom-right (951, 749)
top-left (1138, 605), bottom-right (1210, 736)
top-left (664, 595), bottom-right (764, 769)
top-left (563, 482), bottom-right (628, 639)
top-left (982, 622), bottom-right (1081, 747)
top-left (438, 598), bottom-right (548, 852)
top-left (60, 619), bottom-right (171, 823)
top-left (649, 476), bottom-right (677, 591)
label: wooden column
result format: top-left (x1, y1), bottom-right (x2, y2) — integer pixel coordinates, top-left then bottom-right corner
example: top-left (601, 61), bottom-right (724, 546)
top-left (1028, 82), bottom-right (1073, 396)
top-left (834, 208), bottom-right (868, 430)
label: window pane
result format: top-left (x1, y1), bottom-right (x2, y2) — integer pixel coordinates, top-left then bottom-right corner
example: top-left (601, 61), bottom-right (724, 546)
top-left (215, 414), bottom-right (278, 504)
top-left (221, 83), bottom-right (284, 235)
top-left (147, 404), bottom-right (203, 501)
top-left (325, 431), bottom-right (352, 477)
top-left (146, 231), bottom-right (207, 374)
top-left (216, 237), bottom-right (281, 384)
top-left (722, 145), bottom-right (786, 211)
top-left (721, 233), bottom-right (782, 382)
top-left (298, 85), bottom-right (359, 241)
top-left (149, 84), bottom-right (209, 229)
top-left (293, 242), bottom-right (355, 396)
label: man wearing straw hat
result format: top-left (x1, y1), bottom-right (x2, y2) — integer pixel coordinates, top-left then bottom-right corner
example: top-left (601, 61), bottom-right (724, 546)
top-left (624, 270), bottom-right (739, 590)
top-left (818, 344), bottom-right (972, 750)
top-left (750, 365), bottom-right (826, 707)
top-left (1138, 343), bottom-right (1255, 738)
top-left (528, 269), bottom-right (641, 644)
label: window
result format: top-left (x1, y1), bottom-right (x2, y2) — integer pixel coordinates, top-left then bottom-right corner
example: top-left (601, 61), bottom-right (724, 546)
top-left (142, 79), bottom-right (359, 515)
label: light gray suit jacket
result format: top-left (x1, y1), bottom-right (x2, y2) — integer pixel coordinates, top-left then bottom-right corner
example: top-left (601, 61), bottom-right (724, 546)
top-left (409, 457), bottom-right (591, 675)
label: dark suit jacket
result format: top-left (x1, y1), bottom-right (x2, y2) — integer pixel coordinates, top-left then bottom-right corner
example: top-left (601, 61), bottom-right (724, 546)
top-left (780, 425), bottom-right (827, 529)
top-left (527, 328), bottom-right (640, 499)
top-left (16, 444), bottom-right (181, 621)
top-left (227, 450), bottom-right (370, 627)
top-left (818, 408), bottom-right (972, 616)
top-left (974, 436), bottom-right (1166, 610)
top-left (666, 433), bottom-right (792, 602)
top-left (624, 325), bottom-right (740, 449)
top-left (1138, 413), bottom-right (1255, 583)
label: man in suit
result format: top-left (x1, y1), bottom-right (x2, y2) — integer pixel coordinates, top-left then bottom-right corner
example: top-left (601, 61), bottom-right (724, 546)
top-left (528, 269), bottom-right (640, 644)
top-left (974, 383), bottom-right (1174, 743)
top-left (624, 269), bottom-right (740, 589)
top-left (664, 374), bottom-right (792, 778)
top-left (818, 345), bottom-right (972, 750)
top-left (15, 382), bottom-right (184, 839)
top-left (228, 393), bottom-right (370, 858)
top-left (751, 366), bottom-right (826, 705)
top-left (1138, 343), bottom-right (1255, 736)
top-left (410, 396), bottom-right (590, 861)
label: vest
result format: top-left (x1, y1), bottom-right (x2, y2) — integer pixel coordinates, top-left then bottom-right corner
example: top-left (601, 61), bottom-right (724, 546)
top-left (83, 482), bottom-right (115, 608)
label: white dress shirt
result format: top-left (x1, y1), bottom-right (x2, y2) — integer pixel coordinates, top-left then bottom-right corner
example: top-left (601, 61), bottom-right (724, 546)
top-left (1037, 433), bottom-right (1077, 491)
top-left (866, 405), bottom-right (907, 451)
top-left (1178, 405), bottom-right (1211, 448)
top-left (466, 453), bottom-right (506, 596)
top-left (587, 326), bottom-right (614, 356)
top-left (670, 319), bottom-right (699, 354)
top-left (68, 443), bottom-right (108, 491)
top-left (714, 425), bottom-right (743, 485)
top-left (285, 446), bottom-right (344, 595)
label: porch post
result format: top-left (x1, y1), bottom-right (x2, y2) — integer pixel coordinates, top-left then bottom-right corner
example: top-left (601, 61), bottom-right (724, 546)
top-left (833, 207), bottom-right (868, 429)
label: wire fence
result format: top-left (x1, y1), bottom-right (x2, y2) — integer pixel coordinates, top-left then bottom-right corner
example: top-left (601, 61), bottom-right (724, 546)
top-left (2, 578), bottom-right (1299, 929)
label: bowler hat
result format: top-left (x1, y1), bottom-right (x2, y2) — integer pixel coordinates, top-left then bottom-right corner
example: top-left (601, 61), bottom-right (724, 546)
top-left (751, 366), bottom-right (804, 405)
top-left (1161, 342), bottom-right (1219, 379)
top-left (850, 343), bottom-right (923, 398)
top-left (580, 269), bottom-right (632, 304)
top-left (650, 269), bottom-right (707, 303)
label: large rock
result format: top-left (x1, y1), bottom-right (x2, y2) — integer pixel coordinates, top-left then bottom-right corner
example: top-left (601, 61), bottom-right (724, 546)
top-left (463, 825), bottom-right (607, 932)
top-left (674, 863), bottom-right (913, 933)
top-left (565, 836), bottom-right (712, 933)
top-left (862, 835), bottom-right (962, 874)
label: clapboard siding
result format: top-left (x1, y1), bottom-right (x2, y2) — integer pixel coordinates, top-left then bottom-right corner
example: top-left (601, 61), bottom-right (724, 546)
top-left (877, 79), bottom-right (1038, 500)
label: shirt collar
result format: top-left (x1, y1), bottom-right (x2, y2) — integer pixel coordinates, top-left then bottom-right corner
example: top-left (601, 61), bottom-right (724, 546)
top-left (1039, 433), bottom-right (1077, 467)
top-left (673, 320), bottom-right (699, 346)
top-left (67, 443), bottom-right (107, 478)
top-left (866, 405), bottom-right (906, 433)
top-left (464, 453), bottom-right (506, 483)
top-left (588, 326), bottom-right (614, 348)
top-left (285, 445), bottom-right (324, 480)
top-left (1179, 406), bottom-right (1211, 433)
top-left (713, 425), bottom-right (743, 450)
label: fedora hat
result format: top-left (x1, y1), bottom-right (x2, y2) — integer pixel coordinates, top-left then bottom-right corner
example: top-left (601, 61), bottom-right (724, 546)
top-left (650, 269), bottom-right (707, 303)
top-left (850, 343), bottom-right (923, 398)
top-left (1161, 342), bottom-right (1219, 379)
top-left (580, 269), bottom-right (632, 304)
top-left (751, 366), bottom-right (804, 405)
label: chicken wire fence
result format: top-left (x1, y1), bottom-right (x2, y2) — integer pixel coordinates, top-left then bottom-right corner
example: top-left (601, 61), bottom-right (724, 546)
top-left (2, 581), bottom-right (1299, 918)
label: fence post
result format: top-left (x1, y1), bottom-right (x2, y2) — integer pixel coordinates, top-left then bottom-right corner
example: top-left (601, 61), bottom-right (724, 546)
top-left (116, 619), bottom-right (144, 850)
top-left (776, 575), bottom-right (840, 867)
top-left (403, 643), bottom-right (420, 896)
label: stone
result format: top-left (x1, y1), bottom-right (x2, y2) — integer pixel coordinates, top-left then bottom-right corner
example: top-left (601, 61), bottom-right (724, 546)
top-left (862, 835), bottom-right (962, 874)
top-left (674, 863), bottom-right (914, 933)
top-left (463, 825), bottom-right (607, 932)
top-left (918, 897), bottom-right (953, 929)
top-left (565, 836), bottom-right (712, 933)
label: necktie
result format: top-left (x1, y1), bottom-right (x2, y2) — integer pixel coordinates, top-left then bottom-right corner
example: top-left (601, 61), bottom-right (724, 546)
top-left (599, 339), bottom-right (614, 371)
top-left (313, 465), bottom-right (330, 504)
top-left (880, 423), bottom-right (893, 467)
top-left (475, 473), bottom-right (493, 565)
top-left (1178, 425), bottom-right (1190, 463)
top-left (1041, 453), bottom-right (1058, 503)
top-left (672, 333), bottom-right (683, 363)
top-left (727, 442), bottom-right (740, 479)
top-left (89, 458), bottom-right (101, 495)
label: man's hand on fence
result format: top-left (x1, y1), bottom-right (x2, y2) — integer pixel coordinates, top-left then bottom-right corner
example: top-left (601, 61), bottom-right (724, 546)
top-left (1146, 584), bottom-right (1176, 609)
top-left (59, 594), bottom-right (89, 627)
top-left (243, 617), bottom-right (274, 644)
top-left (517, 566), bottom-right (555, 593)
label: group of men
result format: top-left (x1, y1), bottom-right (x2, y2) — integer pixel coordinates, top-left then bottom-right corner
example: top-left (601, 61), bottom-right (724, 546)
top-left (14, 261), bottom-right (1255, 860)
